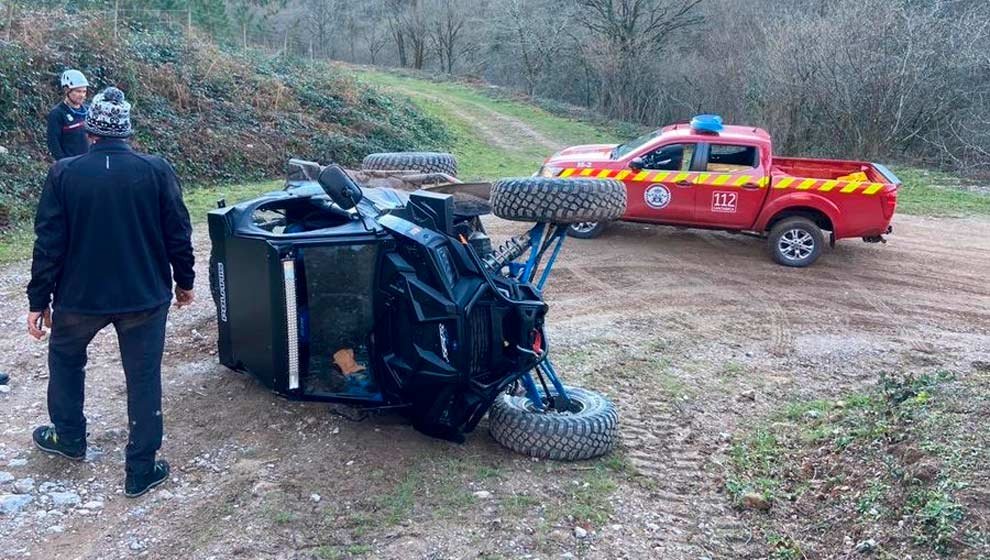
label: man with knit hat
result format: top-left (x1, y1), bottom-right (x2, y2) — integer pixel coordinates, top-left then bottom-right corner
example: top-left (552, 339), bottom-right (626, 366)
top-left (26, 86), bottom-right (195, 498)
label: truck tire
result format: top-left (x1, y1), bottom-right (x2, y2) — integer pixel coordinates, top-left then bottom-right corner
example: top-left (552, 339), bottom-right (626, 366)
top-left (567, 221), bottom-right (608, 239)
top-left (361, 152), bottom-right (458, 177)
top-left (489, 385), bottom-right (619, 461)
top-left (490, 177), bottom-right (626, 224)
top-left (768, 217), bottom-right (824, 267)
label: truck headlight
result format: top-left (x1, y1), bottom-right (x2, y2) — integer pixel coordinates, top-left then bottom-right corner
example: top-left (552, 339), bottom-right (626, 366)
top-left (540, 166), bottom-right (563, 178)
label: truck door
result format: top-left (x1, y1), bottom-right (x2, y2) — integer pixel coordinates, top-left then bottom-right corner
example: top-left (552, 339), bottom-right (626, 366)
top-left (624, 143), bottom-right (699, 223)
top-left (693, 143), bottom-right (768, 229)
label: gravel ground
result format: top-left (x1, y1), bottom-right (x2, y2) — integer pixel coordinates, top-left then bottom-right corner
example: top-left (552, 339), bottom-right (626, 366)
top-left (0, 211), bottom-right (988, 559)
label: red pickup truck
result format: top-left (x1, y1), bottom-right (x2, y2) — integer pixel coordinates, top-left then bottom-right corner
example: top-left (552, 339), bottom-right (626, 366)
top-left (539, 116), bottom-right (899, 267)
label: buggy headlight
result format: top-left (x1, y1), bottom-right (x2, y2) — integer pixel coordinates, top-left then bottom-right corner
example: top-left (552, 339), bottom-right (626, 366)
top-left (540, 166), bottom-right (562, 178)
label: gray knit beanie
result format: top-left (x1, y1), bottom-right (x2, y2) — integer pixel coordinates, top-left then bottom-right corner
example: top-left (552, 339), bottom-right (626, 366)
top-left (85, 87), bottom-right (132, 138)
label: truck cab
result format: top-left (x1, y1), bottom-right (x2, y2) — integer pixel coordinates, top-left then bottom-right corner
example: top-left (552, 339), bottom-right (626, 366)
top-left (540, 115), bottom-right (899, 267)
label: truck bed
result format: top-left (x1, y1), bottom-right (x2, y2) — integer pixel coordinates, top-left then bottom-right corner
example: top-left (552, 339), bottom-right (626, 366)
top-left (771, 157), bottom-right (898, 186)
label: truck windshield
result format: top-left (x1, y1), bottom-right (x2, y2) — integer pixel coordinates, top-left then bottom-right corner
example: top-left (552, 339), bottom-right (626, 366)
top-left (611, 130), bottom-right (662, 159)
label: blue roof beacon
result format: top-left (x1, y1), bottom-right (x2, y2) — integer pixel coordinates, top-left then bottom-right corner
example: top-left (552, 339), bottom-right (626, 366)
top-left (690, 114), bottom-right (724, 134)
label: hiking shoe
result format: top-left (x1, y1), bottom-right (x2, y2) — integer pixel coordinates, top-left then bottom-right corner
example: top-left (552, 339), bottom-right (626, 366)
top-left (32, 425), bottom-right (86, 461)
top-left (0, 372), bottom-right (9, 385)
top-left (125, 460), bottom-right (170, 498)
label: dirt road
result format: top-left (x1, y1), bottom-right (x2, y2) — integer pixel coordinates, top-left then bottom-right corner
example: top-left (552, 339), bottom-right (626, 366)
top-left (1, 213), bottom-right (988, 559)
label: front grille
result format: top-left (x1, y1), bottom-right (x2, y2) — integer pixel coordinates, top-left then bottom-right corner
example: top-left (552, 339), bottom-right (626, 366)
top-left (467, 306), bottom-right (492, 377)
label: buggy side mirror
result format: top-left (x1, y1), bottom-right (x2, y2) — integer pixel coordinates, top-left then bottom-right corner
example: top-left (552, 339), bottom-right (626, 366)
top-left (629, 157), bottom-right (645, 171)
top-left (317, 165), bottom-right (364, 210)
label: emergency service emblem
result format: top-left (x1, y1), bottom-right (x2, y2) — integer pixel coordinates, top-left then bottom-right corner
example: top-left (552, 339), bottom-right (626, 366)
top-left (644, 184), bottom-right (671, 209)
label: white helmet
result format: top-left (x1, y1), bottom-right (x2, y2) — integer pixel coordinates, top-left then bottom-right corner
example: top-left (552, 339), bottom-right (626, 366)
top-left (60, 69), bottom-right (89, 90)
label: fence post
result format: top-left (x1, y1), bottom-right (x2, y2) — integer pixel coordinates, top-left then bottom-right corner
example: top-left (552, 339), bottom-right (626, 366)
top-left (5, 2), bottom-right (13, 43)
top-left (187, 9), bottom-right (192, 34)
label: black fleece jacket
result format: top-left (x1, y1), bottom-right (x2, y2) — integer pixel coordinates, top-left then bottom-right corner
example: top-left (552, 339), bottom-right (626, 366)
top-left (27, 139), bottom-right (194, 314)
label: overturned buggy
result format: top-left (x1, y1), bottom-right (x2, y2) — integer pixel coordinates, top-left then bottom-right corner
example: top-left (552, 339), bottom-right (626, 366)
top-left (207, 154), bottom-right (626, 460)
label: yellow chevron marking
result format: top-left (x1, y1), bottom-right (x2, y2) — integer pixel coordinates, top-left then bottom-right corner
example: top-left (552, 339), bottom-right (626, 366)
top-left (652, 171), bottom-right (670, 182)
top-left (615, 170), bottom-right (630, 181)
top-left (841, 181), bottom-right (861, 193)
top-left (697, 173), bottom-right (711, 184)
top-left (818, 180), bottom-right (839, 192)
top-left (633, 171), bottom-right (650, 182)
top-left (774, 177), bottom-right (795, 189)
top-left (580, 168), bottom-right (594, 176)
top-left (712, 174), bottom-right (731, 185)
top-left (797, 179), bottom-right (817, 190)
top-left (596, 169), bottom-right (612, 178)
top-left (672, 172), bottom-right (690, 183)
top-left (862, 183), bottom-right (884, 195)
top-left (559, 168), bottom-right (575, 178)
top-left (760, 176), bottom-right (771, 187)
top-left (734, 175), bottom-right (752, 186)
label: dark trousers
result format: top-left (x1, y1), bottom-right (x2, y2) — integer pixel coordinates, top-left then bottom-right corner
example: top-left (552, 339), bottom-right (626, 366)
top-left (47, 304), bottom-right (169, 474)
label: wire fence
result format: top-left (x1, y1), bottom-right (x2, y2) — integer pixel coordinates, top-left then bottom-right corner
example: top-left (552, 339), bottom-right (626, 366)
top-left (1, 3), bottom-right (194, 42)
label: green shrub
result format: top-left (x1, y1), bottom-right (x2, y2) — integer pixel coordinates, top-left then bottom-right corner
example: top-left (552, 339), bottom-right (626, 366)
top-left (0, 9), bottom-right (450, 229)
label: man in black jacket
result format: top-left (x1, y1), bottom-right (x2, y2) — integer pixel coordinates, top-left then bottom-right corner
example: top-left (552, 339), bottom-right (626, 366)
top-left (26, 87), bottom-right (195, 498)
top-left (46, 70), bottom-right (91, 161)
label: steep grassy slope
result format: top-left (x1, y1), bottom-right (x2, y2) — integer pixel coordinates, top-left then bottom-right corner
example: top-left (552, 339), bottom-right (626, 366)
top-left (0, 10), bottom-right (449, 227)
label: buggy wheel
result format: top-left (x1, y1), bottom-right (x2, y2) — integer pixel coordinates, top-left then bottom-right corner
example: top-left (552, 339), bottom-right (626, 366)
top-left (361, 152), bottom-right (458, 177)
top-left (489, 385), bottom-right (618, 461)
top-left (567, 221), bottom-right (607, 239)
top-left (490, 177), bottom-right (626, 224)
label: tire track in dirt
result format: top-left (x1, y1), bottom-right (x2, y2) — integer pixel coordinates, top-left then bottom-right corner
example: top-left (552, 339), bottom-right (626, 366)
top-left (462, 100), bottom-right (565, 152)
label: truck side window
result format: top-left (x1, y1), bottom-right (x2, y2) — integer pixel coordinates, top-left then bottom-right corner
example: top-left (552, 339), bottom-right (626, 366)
top-left (642, 143), bottom-right (696, 171)
top-left (707, 144), bottom-right (758, 172)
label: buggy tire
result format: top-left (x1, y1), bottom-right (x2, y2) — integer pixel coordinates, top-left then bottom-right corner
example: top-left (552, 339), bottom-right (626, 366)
top-left (489, 385), bottom-right (618, 461)
top-left (768, 217), bottom-right (824, 267)
top-left (361, 152), bottom-right (458, 177)
top-left (490, 177), bottom-right (626, 224)
top-left (567, 221), bottom-right (608, 239)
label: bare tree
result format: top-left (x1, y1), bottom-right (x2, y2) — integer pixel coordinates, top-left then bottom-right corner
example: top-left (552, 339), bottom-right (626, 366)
top-left (427, 0), bottom-right (467, 73)
top-left (298, 0), bottom-right (337, 58)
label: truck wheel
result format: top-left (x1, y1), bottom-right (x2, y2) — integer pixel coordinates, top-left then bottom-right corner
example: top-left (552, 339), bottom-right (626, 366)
top-left (490, 177), bottom-right (626, 224)
top-left (489, 385), bottom-right (619, 461)
top-left (769, 217), bottom-right (824, 267)
top-left (361, 152), bottom-right (458, 177)
top-left (567, 221), bottom-right (607, 239)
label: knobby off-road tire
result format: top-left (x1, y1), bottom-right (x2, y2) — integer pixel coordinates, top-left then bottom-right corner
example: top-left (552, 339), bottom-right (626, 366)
top-left (768, 216), bottom-right (824, 267)
top-left (361, 152), bottom-right (458, 177)
top-left (489, 385), bottom-right (619, 461)
top-left (490, 177), bottom-right (626, 224)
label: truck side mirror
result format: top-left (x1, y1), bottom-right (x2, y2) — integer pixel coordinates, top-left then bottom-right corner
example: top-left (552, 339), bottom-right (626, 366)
top-left (317, 165), bottom-right (364, 210)
top-left (629, 157), bottom-right (645, 171)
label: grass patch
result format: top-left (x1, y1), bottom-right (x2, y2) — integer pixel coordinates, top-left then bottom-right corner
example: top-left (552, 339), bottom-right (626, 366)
top-left (376, 470), bottom-right (419, 526)
top-left (727, 371), bottom-right (984, 557)
top-left (548, 464), bottom-right (618, 526)
top-left (893, 167), bottom-right (990, 217)
top-left (353, 69), bottom-right (619, 180)
top-left (500, 494), bottom-right (540, 517)
top-left (907, 485), bottom-right (966, 554)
